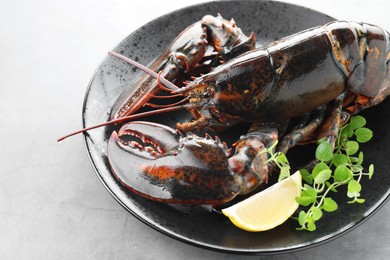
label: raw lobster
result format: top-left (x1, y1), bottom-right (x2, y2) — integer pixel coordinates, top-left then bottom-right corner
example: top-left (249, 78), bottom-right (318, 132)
top-left (60, 19), bottom-right (390, 205)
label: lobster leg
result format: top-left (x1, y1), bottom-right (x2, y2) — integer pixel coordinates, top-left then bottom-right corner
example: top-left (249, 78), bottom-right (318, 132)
top-left (348, 86), bottom-right (390, 115)
top-left (299, 93), bottom-right (349, 170)
top-left (315, 93), bottom-right (347, 148)
top-left (276, 105), bottom-right (327, 154)
top-left (177, 108), bottom-right (212, 132)
top-left (291, 114), bottom-right (311, 132)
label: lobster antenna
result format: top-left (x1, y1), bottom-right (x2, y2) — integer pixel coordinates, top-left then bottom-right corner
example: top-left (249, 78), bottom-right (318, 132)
top-left (145, 93), bottom-right (184, 99)
top-left (108, 51), bottom-right (180, 91)
top-left (144, 96), bottom-right (190, 109)
top-left (57, 105), bottom-right (188, 142)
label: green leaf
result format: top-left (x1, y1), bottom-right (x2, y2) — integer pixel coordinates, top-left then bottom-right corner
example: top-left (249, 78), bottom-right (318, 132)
top-left (311, 207), bottom-right (323, 221)
top-left (355, 128), bottom-right (373, 143)
top-left (312, 162), bottom-right (329, 179)
top-left (350, 115), bottom-right (366, 129)
top-left (339, 126), bottom-right (347, 138)
top-left (346, 141), bottom-right (359, 155)
top-left (344, 125), bottom-right (355, 138)
top-left (298, 211), bottom-right (307, 225)
top-left (348, 197), bottom-right (366, 204)
top-left (300, 169), bottom-right (313, 185)
top-left (334, 165), bottom-right (352, 182)
top-left (356, 152), bottom-right (364, 166)
top-left (350, 156), bottom-right (359, 163)
top-left (368, 164), bottom-right (374, 179)
top-left (314, 169), bottom-right (332, 184)
top-left (323, 197), bottom-right (338, 212)
top-left (347, 191), bottom-right (360, 198)
top-left (302, 186), bottom-right (317, 199)
top-left (315, 141), bottom-right (333, 162)
top-left (278, 167), bottom-right (290, 182)
top-left (348, 179), bottom-right (361, 193)
top-left (306, 217), bottom-right (316, 231)
top-left (277, 153), bottom-right (288, 163)
top-left (296, 196), bottom-right (315, 206)
top-left (332, 153), bottom-right (349, 167)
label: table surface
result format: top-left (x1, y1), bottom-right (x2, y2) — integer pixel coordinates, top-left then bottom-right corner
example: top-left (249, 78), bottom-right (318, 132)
top-left (1, 0), bottom-right (389, 259)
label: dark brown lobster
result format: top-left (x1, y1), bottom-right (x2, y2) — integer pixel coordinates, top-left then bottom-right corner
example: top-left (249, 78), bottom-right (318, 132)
top-left (59, 19), bottom-right (390, 205)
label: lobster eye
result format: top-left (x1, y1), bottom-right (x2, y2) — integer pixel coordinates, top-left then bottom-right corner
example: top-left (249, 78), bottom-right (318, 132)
top-left (202, 92), bottom-right (211, 98)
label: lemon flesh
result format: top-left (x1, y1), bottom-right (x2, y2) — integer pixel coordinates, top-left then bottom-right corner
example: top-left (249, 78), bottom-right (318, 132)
top-left (222, 171), bottom-right (302, 232)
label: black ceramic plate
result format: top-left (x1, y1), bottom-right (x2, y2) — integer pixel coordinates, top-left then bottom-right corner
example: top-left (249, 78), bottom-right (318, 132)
top-left (83, 0), bottom-right (390, 254)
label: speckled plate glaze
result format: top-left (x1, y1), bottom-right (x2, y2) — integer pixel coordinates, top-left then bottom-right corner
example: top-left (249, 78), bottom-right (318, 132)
top-left (83, 0), bottom-right (390, 254)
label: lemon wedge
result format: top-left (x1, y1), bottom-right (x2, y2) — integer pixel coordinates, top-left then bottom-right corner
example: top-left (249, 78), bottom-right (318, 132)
top-left (222, 171), bottom-right (302, 232)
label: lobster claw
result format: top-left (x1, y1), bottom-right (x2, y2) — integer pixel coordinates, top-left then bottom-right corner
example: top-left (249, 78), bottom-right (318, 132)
top-left (108, 121), bottom-right (244, 205)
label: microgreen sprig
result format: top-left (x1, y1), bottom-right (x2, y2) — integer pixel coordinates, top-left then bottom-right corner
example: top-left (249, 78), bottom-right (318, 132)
top-left (260, 141), bottom-right (291, 182)
top-left (261, 115), bottom-right (374, 231)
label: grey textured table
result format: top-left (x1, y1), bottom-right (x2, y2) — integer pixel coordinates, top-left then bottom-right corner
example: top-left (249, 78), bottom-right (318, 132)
top-left (0, 0), bottom-right (389, 259)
